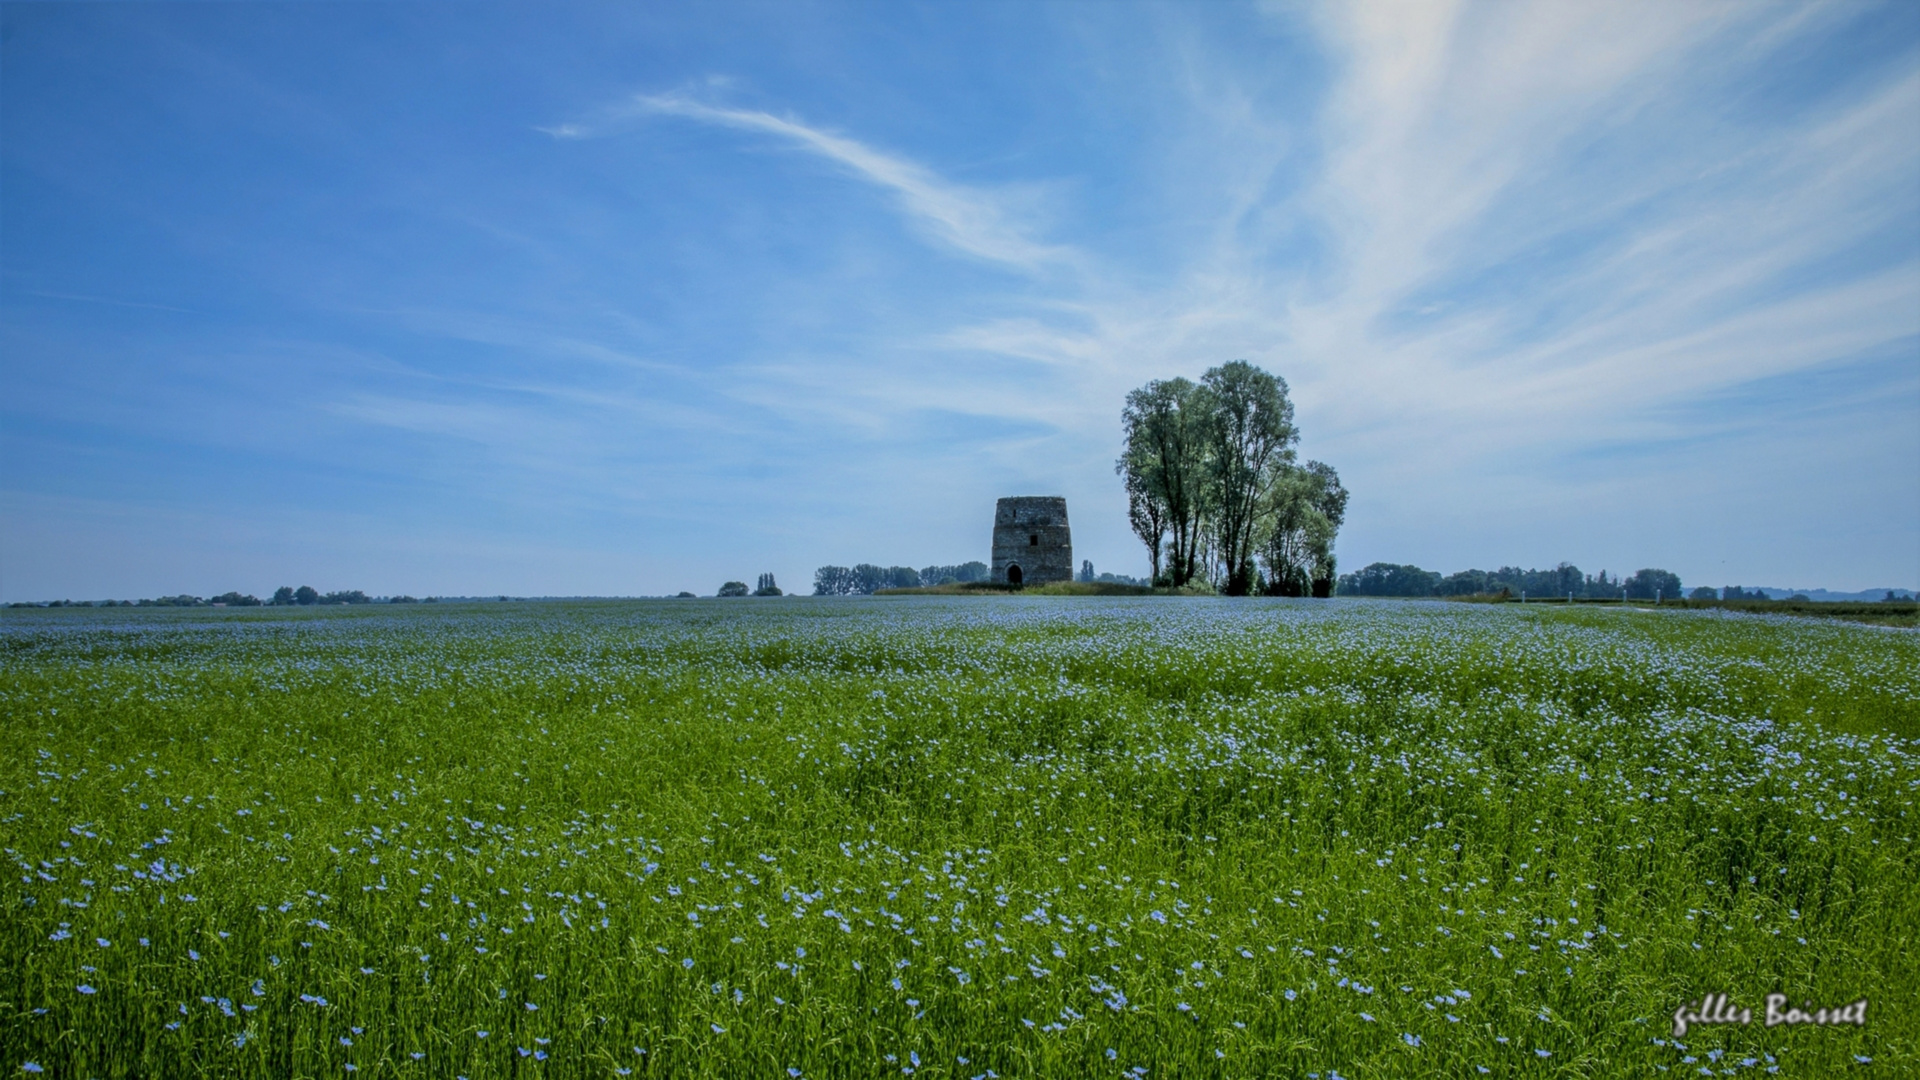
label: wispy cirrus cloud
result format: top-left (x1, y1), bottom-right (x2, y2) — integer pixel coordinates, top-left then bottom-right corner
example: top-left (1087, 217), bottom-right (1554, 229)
top-left (1195, 2), bottom-right (1917, 441)
top-left (549, 90), bottom-right (1072, 272)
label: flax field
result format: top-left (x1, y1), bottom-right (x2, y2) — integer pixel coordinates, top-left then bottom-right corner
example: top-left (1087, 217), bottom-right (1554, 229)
top-left (1, 598), bottom-right (1915, 1078)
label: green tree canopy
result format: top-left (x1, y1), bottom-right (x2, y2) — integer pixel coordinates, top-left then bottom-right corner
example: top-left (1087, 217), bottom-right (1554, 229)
top-left (1260, 460), bottom-right (1346, 597)
top-left (1119, 361), bottom-right (1324, 593)
top-left (1337, 563), bottom-right (1441, 597)
top-left (1200, 361), bottom-right (1297, 595)
top-left (1118, 377), bottom-right (1209, 587)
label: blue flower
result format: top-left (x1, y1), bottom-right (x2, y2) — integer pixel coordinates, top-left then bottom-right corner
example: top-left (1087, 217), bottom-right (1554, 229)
top-left (77, 985), bottom-right (97, 995)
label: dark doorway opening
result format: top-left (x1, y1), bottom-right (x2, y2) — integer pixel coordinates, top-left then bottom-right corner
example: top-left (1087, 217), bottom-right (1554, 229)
top-left (1029, 534), bottom-right (1039, 546)
top-left (1007, 565), bottom-right (1023, 586)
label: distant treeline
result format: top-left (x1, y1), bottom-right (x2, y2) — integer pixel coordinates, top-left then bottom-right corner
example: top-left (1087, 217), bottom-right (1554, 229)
top-left (812, 561), bottom-right (1151, 595)
top-left (1337, 562), bottom-right (1685, 600)
top-left (814, 563), bottom-right (989, 595)
top-left (9, 586), bottom-right (423, 609)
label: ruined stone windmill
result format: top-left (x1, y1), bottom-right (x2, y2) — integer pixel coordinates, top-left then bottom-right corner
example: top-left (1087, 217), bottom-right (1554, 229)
top-left (990, 496), bottom-right (1072, 586)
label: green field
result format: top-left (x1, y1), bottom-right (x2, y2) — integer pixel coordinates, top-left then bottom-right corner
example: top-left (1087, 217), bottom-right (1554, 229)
top-left (2, 598), bottom-right (1914, 1077)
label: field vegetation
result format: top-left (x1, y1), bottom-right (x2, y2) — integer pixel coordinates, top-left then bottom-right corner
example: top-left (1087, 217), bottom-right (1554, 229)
top-left (1, 598), bottom-right (1914, 1077)
top-left (875, 582), bottom-right (1156, 597)
top-left (1434, 594), bottom-right (1920, 630)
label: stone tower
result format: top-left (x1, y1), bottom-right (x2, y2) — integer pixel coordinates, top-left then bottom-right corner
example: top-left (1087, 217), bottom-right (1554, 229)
top-left (991, 496), bottom-right (1072, 585)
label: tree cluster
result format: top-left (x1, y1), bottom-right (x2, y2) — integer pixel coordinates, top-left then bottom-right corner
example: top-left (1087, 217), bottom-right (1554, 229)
top-left (812, 565), bottom-right (927, 595)
top-left (1117, 361), bottom-right (1347, 595)
top-left (1072, 560), bottom-right (1148, 587)
top-left (753, 573), bottom-right (783, 597)
top-left (270, 586), bottom-right (372, 605)
top-left (1336, 562), bottom-right (1684, 600)
top-left (921, 562), bottom-right (990, 586)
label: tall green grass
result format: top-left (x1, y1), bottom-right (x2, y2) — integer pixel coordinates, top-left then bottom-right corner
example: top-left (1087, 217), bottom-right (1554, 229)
top-left (1, 598), bottom-right (1913, 1077)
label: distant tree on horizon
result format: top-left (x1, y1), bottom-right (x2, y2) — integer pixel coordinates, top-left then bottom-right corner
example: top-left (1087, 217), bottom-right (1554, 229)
top-left (1342, 562), bottom-right (1685, 600)
top-left (919, 562), bottom-right (988, 586)
top-left (754, 573), bottom-right (783, 597)
top-left (1337, 562), bottom-right (1441, 597)
top-left (1624, 569), bottom-right (1682, 601)
top-left (813, 564), bottom-right (930, 594)
top-left (718, 581), bottom-right (749, 597)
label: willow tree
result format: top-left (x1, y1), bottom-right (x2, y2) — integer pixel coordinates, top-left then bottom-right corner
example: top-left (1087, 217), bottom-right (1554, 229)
top-left (1200, 361), bottom-right (1297, 595)
top-left (1261, 459), bottom-right (1347, 596)
top-left (1121, 461), bottom-right (1168, 584)
top-left (1117, 377), bottom-right (1209, 587)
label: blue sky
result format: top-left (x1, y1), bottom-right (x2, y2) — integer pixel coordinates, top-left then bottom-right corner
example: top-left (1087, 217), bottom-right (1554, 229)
top-left (2, 1), bottom-right (1915, 600)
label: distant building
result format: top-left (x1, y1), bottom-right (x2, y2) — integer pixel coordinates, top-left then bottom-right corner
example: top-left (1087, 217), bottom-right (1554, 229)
top-left (991, 496), bottom-right (1072, 585)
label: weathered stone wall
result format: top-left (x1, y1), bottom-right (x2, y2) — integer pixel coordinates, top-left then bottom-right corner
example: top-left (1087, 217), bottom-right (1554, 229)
top-left (991, 496), bottom-right (1073, 585)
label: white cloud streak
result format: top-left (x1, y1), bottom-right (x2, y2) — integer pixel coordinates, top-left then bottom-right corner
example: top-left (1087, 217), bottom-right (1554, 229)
top-left (554, 91), bottom-right (1071, 272)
